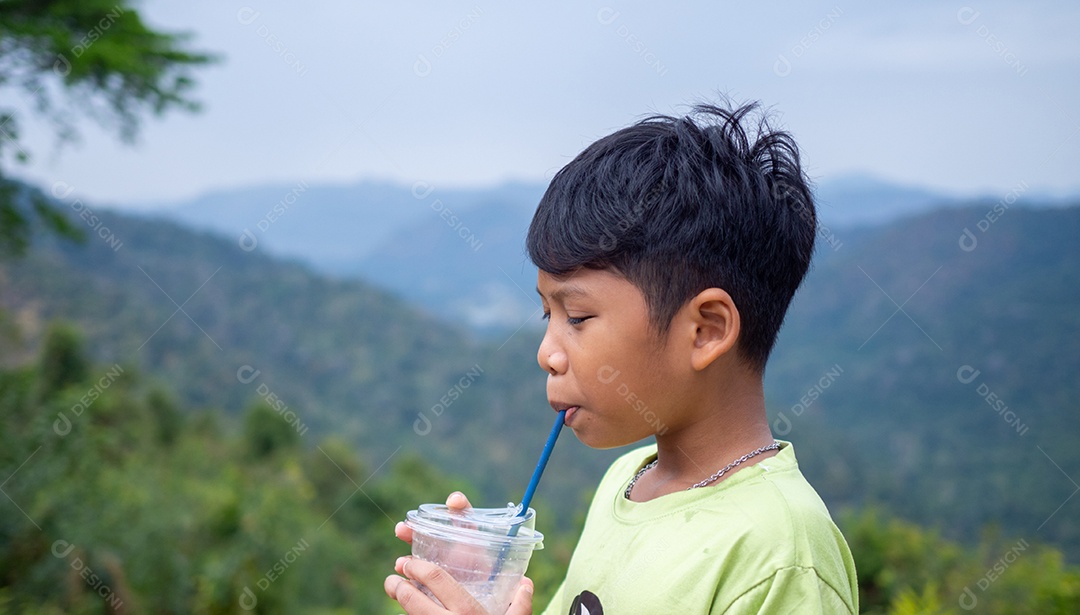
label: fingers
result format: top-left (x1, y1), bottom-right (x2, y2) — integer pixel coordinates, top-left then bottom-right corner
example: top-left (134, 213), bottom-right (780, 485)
top-left (506, 577), bottom-right (535, 615)
top-left (395, 521), bottom-right (414, 544)
top-left (446, 491), bottom-right (471, 510)
top-left (397, 493), bottom-right (469, 545)
top-left (396, 556), bottom-right (485, 613)
top-left (384, 573), bottom-right (444, 615)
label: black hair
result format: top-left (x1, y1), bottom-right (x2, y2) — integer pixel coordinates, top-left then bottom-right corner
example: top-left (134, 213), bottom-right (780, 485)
top-left (527, 100), bottom-right (815, 372)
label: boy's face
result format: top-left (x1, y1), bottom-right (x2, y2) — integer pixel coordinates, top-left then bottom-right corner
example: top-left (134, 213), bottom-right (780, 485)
top-left (537, 268), bottom-right (686, 449)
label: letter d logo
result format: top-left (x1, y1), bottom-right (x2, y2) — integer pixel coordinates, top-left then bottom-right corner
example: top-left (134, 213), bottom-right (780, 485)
top-left (772, 412), bottom-right (792, 436)
top-left (958, 586), bottom-right (977, 610)
top-left (413, 414), bottom-right (432, 436)
top-left (239, 228), bottom-right (258, 252)
top-left (239, 586), bottom-right (258, 610)
top-left (956, 365), bottom-right (981, 384)
top-left (958, 227), bottom-right (977, 252)
top-left (53, 413), bottom-right (72, 436)
top-left (597, 366), bottom-right (620, 384)
top-left (237, 7), bottom-right (260, 25)
top-left (956, 7), bottom-right (980, 26)
top-left (51, 540), bottom-right (75, 558)
top-left (414, 54), bottom-right (432, 77)
top-left (773, 54), bottom-right (792, 77)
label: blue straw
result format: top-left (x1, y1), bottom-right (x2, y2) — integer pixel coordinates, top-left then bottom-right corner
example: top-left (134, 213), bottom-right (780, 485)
top-left (516, 409), bottom-right (566, 522)
top-left (488, 409), bottom-right (566, 582)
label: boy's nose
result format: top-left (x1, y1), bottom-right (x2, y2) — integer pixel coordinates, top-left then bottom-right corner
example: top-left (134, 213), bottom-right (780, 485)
top-left (537, 333), bottom-right (568, 375)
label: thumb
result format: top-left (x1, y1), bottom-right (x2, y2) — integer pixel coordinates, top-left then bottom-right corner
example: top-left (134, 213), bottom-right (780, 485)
top-left (505, 577), bottom-right (534, 615)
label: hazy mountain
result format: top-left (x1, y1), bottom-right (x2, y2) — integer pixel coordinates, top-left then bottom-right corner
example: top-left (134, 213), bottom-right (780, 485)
top-left (140, 173), bottom-right (978, 330)
top-left (814, 173), bottom-right (958, 228)
top-left (7, 183), bottom-right (1078, 559)
top-left (147, 180), bottom-right (545, 267)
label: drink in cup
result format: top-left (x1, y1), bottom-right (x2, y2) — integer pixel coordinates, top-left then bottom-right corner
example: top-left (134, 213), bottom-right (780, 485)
top-left (405, 503), bottom-right (544, 615)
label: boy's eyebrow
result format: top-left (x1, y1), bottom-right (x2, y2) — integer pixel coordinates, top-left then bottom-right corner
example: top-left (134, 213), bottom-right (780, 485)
top-left (536, 284), bottom-right (590, 302)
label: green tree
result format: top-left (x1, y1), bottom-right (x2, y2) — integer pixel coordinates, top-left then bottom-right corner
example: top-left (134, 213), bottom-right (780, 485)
top-left (36, 321), bottom-right (88, 398)
top-left (0, 0), bottom-right (215, 255)
top-left (244, 401), bottom-right (301, 459)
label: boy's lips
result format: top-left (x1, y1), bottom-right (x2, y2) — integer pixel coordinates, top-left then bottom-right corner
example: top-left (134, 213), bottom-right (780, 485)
top-left (552, 403), bottom-right (580, 425)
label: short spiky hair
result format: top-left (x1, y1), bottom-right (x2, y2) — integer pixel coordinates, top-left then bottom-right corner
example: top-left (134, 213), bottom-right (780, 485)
top-left (526, 101), bottom-right (816, 372)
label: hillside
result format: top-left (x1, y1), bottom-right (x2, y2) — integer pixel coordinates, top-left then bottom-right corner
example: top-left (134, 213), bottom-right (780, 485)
top-left (0, 185), bottom-right (611, 524)
top-left (2, 185), bottom-right (1078, 560)
top-left (145, 175), bottom-right (972, 330)
top-left (766, 202), bottom-right (1080, 555)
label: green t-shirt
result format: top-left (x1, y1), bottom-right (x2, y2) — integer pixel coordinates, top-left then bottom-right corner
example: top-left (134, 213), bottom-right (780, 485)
top-left (540, 441), bottom-right (858, 614)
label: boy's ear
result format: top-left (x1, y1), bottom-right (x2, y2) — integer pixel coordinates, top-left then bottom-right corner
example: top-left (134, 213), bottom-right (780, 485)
top-left (684, 288), bottom-right (740, 372)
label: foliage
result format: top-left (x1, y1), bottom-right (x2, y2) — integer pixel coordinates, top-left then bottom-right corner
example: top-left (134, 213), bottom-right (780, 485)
top-left (843, 508), bottom-right (1080, 614)
top-left (3, 196), bottom-right (1079, 562)
top-left (1, 328), bottom-right (1078, 611)
top-left (0, 329), bottom-right (574, 613)
top-left (0, 184), bottom-right (622, 531)
top-left (0, 0), bottom-right (215, 255)
top-left (36, 321), bottom-right (89, 400)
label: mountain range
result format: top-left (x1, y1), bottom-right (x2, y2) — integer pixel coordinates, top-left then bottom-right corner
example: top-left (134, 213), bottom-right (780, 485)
top-left (141, 174), bottom-right (1006, 331)
top-left (2, 180), bottom-right (1078, 560)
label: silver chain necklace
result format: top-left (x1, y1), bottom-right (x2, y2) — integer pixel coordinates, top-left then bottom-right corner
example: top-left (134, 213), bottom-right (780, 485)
top-left (624, 442), bottom-right (780, 500)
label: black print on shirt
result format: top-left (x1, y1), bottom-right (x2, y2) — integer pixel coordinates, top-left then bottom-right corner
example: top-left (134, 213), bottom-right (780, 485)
top-left (569, 590), bottom-right (604, 615)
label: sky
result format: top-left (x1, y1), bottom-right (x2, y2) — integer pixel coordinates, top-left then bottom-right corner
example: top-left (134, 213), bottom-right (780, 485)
top-left (7, 1), bottom-right (1080, 208)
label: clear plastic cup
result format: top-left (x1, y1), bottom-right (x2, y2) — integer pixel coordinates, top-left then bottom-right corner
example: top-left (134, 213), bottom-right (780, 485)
top-left (405, 504), bottom-right (544, 615)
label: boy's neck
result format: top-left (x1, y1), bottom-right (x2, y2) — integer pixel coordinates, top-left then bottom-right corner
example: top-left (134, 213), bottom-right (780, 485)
top-left (634, 371), bottom-right (777, 501)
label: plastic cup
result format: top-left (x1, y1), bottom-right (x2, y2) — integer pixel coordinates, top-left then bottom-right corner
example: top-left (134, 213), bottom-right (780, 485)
top-left (405, 503), bottom-right (544, 615)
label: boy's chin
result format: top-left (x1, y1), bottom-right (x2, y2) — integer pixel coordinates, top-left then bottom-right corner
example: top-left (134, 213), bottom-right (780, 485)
top-left (574, 427), bottom-right (655, 451)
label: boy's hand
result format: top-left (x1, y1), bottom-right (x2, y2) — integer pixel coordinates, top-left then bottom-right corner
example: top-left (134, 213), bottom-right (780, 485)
top-left (387, 491), bottom-right (534, 614)
top-left (394, 491), bottom-right (472, 545)
top-left (384, 556), bottom-right (534, 615)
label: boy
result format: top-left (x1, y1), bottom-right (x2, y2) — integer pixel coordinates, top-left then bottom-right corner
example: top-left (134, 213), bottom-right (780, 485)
top-left (386, 100), bottom-right (859, 614)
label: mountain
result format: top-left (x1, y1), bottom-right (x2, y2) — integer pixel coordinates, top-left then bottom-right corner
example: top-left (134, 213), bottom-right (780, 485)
top-left (3, 183), bottom-right (1078, 559)
top-left (355, 197), bottom-right (540, 332)
top-left (143, 175), bottom-right (982, 330)
top-left (813, 173), bottom-right (958, 229)
top-left (0, 184), bottom-right (609, 523)
top-left (767, 200), bottom-right (1080, 555)
top-left (147, 179), bottom-right (545, 267)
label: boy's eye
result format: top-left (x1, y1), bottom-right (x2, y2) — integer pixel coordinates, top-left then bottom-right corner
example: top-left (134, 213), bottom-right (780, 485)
top-left (541, 311), bottom-right (551, 321)
top-left (567, 316), bottom-right (593, 326)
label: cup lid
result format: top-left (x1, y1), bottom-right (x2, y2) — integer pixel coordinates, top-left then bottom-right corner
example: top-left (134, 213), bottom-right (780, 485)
top-left (406, 504), bottom-right (544, 549)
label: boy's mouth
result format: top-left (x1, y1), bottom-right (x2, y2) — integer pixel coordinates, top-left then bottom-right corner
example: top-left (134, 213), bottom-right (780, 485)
top-left (553, 404), bottom-right (580, 425)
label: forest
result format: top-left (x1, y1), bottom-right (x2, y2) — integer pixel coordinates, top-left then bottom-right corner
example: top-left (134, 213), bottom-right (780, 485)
top-left (1, 3), bottom-right (1077, 610)
top-left (0, 322), bottom-right (1077, 613)
top-left (1, 187), bottom-right (1079, 612)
